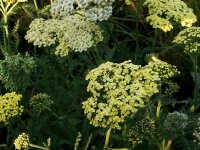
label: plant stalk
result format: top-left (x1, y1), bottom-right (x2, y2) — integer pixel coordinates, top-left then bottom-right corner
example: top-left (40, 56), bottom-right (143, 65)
top-left (156, 99), bottom-right (162, 119)
top-left (30, 143), bottom-right (49, 150)
top-left (104, 128), bottom-right (112, 150)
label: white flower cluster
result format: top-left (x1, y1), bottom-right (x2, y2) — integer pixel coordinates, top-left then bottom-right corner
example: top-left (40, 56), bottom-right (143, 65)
top-left (50, 0), bottom-right (115, 21)
top-left (25, 15), bottom-right (103, 57)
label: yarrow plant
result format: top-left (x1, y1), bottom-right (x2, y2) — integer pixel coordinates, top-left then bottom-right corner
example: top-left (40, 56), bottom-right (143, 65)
top-left (82, 60), bottom-right (160, 130)
top-left (173, 27), bottom-right (200, 111)
top-left (143, 0), bottom-right (197, 32)
top-left (25, 15), bottom-right (103, 57)
top-left (50, 0), bottom-right (115, 21)
top-left (0, 92), bottom-right (23, 124)
top-left (0, 53), bottom-right (36, 90)
top-left (0, 0), bottom-right (27, 36)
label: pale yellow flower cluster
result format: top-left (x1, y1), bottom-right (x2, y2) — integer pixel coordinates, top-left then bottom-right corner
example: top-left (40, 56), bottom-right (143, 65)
top-left (0, 92), bottom-right (23, 124)
top-left (14, 133), bottom-right (29, 150)
top-left (145, 55), bottom-right (180, 82)
top-left (82, 60), bottom-right (160, 129)
top-left (173, 27), bottom-right (200, 53)
top-left (144, 0), bottom-right (197, 32)
top-left (146, 15), bottom-right (173, 32)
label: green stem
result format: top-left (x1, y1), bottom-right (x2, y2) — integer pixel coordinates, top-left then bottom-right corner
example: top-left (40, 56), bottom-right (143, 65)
top-left (33, 0), bottom-right (39, 11)
top-left (108, 148), bottom-right (129, 150)
top-left (50, 0), bottom-right (53, 5)
top-left (6, 123), bottom-right (11, 149)
top-left (189, 54), bottom-right (199, 112)
top-left (104, 128), bottom-right (112, 150)
top-left (3, 14), bottom-right (8, 37)
top-left (193, 55), bottom-right (198, 103)
top-left (163, 139), bottom-right (172, 150)
top-left (29, 143), bottom-right (49, 150)
top-left (0, 0), bottom-right (5, 12)
top-left (156, 99), bottom-right (162, 119)
top-left (6, 1), bottom-right (18, 15)
top-left (2, 13), bottom-right (11, 56)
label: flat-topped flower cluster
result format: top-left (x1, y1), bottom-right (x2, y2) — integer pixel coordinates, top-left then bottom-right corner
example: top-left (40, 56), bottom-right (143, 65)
top-left (50, 0), bottom-right (115, 21)
top-left (25, 15), bottom-right (103, 57)
top-left (0, 92), bottom-right (23, 124)
top-left (82, 60), bottom-right (160, 129)
top-left (144, 0), bottom-right (197, 32)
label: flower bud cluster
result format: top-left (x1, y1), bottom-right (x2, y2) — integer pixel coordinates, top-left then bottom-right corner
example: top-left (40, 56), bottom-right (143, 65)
top-left (164, 81), bottom-right (180, 96)
top-left (25, 15), bottom-right (103, 57)
top-left (14, 133), bottom-right (29, 150)
top-left (50, 0), bottom-right (115, 21)
top-left (0, 92), bottom-right (23, 124)
top-left (164, 111), bottom-right (188, 131)
top-left (30, 93), bottom-right (53, 115)
top-left (173, 27), bottom-right (200, 54)
top-left (128, 116), bottom-right (156, 145)
top-left (144, 0), bottom-right (197, 32)
top-left (145, 55), bottom-right (180, 83)
top-left (82, 60), bottom-right (160, 129)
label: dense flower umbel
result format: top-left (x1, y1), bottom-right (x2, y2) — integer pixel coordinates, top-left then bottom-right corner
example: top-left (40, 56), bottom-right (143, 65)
top-left (30, 93), bottom-right (54, 115)
top-left (173, 27), bottom-right (200, 54)
top-left (14, 133), bottom-right (29, 150)
top-left (145, 55), bottom-right (180, 82)
top-left (144, 0), bottom-right (197, 32)
top-left (0, 92), bottom-right (23, 124)
top-left (50, 0), bottom-right (115, 21)
top-left (25, 15), bottom-right (103, 57)
top-left (82, 61), bottom-right (160, 129)
top-left (164, 111), bottom-right (188, 131)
